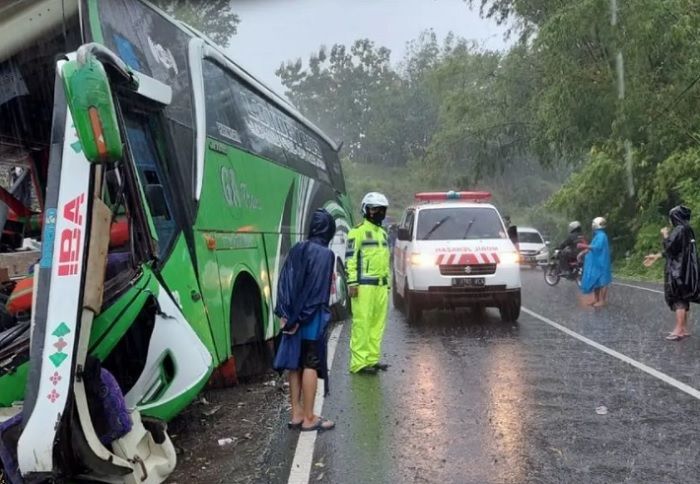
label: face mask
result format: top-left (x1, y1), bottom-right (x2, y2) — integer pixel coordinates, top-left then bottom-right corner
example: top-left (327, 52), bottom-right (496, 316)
top-left (366, 208), bottom-right (386, 226)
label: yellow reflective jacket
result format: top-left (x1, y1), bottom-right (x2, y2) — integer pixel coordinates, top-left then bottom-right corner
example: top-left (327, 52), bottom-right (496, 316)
top-left (346, 219), bottom-right (391, 286)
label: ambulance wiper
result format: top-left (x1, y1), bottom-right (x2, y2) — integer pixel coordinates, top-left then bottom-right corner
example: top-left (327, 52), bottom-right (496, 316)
top-left (423, 216), bottom-right (451, 240)
top-left (462, 218), bottom-right (476, 239)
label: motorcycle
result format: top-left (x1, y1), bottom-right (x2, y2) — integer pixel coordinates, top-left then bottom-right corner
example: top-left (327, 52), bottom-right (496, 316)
top-left (543, 249), bottom-right (583, 287)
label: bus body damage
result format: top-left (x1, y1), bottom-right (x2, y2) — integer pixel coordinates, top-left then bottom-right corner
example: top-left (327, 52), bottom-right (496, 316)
top-left (1, 0), bottom-right (352, 482)
top-left (0, 36), bottom-right (211, 484)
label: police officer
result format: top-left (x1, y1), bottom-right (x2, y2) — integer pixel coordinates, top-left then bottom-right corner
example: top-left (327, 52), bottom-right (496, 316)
top-left (346, 192), bottom-right (391, 374)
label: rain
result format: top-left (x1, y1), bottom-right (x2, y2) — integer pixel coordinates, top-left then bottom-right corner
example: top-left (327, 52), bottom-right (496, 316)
top-left (0, 1), bottom-right (698, 483)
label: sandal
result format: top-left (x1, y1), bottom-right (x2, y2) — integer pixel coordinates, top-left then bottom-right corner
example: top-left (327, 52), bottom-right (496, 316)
top-left (301, 417), bottom-right (335, 432)
top-left (287, 420), bottom-right (303, 430)
top-left (665, 334), bottom-right (684, 341)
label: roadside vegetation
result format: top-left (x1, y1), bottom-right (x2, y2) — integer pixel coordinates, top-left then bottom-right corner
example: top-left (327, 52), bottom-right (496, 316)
top-left (273, 0), bottom-right (699, 283)
top-left (161, 0), bottom-right (694, 283)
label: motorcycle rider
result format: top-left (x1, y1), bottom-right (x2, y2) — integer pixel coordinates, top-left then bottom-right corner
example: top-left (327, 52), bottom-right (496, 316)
top-left (557, 221), bottom-right (585, 275)
top-left (346, 192), bottom-right (391, 374)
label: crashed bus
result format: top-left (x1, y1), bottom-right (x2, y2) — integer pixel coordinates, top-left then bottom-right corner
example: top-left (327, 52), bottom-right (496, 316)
top-left (0, 0), bottom-right (351, 482)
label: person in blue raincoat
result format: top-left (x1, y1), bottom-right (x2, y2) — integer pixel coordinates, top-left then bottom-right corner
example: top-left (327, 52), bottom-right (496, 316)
top-left (273, 208), bottom-right (336, 432)
top-left (578, 217), bottom-right (612, 307)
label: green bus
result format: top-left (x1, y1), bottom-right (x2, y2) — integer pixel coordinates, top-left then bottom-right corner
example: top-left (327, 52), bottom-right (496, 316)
top-left (0, 0), bottom-right (351, 481)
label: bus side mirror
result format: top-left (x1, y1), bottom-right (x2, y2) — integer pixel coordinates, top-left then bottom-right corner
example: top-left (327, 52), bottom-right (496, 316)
top-left (397, 228), bottom-right (411, 241)
top-left (62, 57), bottom-right (123, 164)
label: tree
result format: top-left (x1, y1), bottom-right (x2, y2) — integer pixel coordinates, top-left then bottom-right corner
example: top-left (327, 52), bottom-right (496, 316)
top-left (150, 0), bottom-right (239, 47)
top-left (276, 39), bottom-right (404, 164)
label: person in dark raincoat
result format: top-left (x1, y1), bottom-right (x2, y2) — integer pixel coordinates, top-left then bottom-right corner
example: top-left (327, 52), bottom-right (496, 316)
top-left (578, 217), bottom-right (612, 306)
top-left (644, 205), bottom-right (698, 341)
top-left (273, 208), bottom-right (336, 432)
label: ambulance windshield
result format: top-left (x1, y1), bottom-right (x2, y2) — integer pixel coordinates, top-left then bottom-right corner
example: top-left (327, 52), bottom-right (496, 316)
top-left (416, 207), bottom-right (507, 241)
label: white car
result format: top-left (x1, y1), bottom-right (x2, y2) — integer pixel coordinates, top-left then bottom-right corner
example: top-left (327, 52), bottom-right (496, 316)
top-left (393, 192), bottom-right (522, 323)
top-left (517, 227), bottom-right (549, 267)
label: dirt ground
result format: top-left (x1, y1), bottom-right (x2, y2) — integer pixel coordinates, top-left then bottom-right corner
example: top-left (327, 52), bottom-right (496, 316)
top-left (166, 372), bottom-right (290, 484)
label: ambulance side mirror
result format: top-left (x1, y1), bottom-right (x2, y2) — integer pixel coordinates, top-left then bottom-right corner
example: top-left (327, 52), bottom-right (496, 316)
top-left (507, 225), bottom-right (519, 246)
top-left (397, 228), bottom-right (411, 241)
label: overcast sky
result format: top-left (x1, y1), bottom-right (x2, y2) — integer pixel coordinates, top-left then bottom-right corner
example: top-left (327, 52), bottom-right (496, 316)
top-left (227, 0), bottom-right (511, 96)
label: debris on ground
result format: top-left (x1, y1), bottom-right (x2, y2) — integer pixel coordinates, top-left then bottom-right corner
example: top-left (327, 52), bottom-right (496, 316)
top-left (202, 404), bottom-right (223, 417)
top-left (217, 437), bottom-right (236, 447)
top-left (166, 372), bottom-right (287, 484)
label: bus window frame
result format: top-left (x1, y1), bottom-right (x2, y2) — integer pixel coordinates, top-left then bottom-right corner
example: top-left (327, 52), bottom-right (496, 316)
top-left (114, 93), bottom-right (183, 267)
top-left (189, 39), bottom-right (341, 200)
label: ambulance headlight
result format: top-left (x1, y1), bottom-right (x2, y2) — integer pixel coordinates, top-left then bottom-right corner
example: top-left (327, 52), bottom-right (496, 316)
top-left (410, 252), bottom-right (433, 267)
top-left (500, 251), bottom-right (521, 265)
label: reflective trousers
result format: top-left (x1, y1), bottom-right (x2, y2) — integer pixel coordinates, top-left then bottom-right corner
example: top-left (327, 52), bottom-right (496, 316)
top-left (350, 284), bottom-right (389, 373)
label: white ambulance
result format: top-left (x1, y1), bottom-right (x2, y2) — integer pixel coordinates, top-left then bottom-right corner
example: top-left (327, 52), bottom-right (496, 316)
top-left (392, 191), bottom-right (522, 323)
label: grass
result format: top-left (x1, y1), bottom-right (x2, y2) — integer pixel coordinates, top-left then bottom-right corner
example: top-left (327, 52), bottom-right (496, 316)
top-left (614, 254), bottom-right (664, 283)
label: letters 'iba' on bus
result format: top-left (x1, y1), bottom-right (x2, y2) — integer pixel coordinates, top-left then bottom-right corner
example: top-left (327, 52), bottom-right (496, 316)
top-left (0, 1), bottom-right (352, 482)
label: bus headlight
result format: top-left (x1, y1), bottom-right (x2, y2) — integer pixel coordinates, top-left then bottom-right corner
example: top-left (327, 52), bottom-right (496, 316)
top-left (410, 252), bottom-right (433, 267)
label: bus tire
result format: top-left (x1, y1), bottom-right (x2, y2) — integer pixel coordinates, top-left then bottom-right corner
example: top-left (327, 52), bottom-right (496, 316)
top-left (230, 274), bottom-right (269, 379)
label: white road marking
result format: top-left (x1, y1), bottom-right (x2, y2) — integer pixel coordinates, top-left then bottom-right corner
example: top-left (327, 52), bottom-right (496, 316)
top-left (522, 307), bottom-right (700, 400)
top-left (287, 323), bottom-right (344, 484)
top-left (612, 281), bottom-right (664, 295)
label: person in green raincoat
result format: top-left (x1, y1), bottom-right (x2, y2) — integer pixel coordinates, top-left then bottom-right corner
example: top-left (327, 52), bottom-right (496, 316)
top-left (346, 192), bottom-right (391, 374)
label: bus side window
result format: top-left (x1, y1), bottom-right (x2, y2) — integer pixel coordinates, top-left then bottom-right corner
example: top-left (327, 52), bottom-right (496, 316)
top-left (202, 60), bottom-right (246, 147)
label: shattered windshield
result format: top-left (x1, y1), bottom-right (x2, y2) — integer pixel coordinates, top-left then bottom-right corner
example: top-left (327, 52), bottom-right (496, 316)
top-left (0, 9), bottom-right (81, 371)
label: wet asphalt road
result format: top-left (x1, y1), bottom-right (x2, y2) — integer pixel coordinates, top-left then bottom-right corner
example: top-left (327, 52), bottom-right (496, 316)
top-left (277, 270), bottom-right (700, 483)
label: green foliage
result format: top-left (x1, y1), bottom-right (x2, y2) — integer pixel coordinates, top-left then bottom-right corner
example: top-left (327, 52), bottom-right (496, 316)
top-left (341, 160), bottom-right (431, 221)
top-left (276, 39), bottom-right (403, 165)
top-left (150, 0), bottom-right (239, 47)
top-left (281, 1), bottom-right (700, 279)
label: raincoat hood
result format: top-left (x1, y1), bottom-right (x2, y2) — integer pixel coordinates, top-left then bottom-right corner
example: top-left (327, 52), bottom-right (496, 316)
top-left (274, 211), bottom-right (336, 389)
top-left (308, 209), bottom-right (336, 246)
top-left (669, 205), bottom-right (691, 227)
top-left (663, 205), bottom-right (700, 305)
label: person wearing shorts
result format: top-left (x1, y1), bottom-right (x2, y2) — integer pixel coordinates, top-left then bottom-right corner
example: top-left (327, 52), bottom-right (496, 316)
top-left (273, 209), bottom-right (337, 432)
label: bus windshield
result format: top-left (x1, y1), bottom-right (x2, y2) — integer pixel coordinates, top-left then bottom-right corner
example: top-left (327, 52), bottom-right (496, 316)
top-left (0, 12), bottom-right (81, 249)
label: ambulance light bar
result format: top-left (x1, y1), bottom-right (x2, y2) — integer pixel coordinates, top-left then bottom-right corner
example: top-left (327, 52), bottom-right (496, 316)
top-left (415, 191), bottom-right (492, 202)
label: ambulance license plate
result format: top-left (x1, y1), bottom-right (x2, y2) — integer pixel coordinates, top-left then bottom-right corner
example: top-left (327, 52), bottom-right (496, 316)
top-left (452, 277), bottom-right (485, 287)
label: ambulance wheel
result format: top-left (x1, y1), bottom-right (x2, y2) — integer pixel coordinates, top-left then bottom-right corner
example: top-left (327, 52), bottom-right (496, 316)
top-left (499, 292), bottom-right (521, 323)
top-left (405, 287), bottom-right (422, 324)
top-left (392, 276), bottom-right (404, 311)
